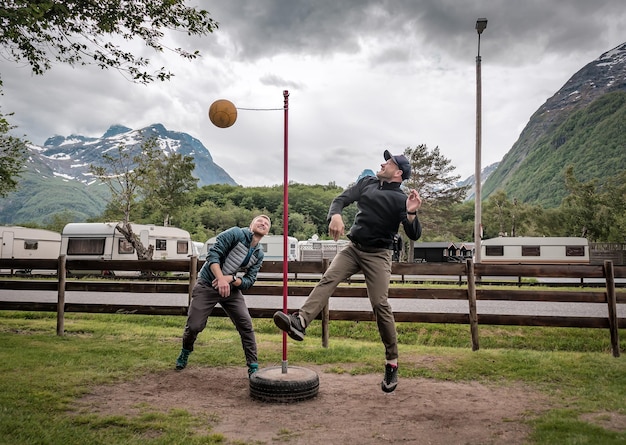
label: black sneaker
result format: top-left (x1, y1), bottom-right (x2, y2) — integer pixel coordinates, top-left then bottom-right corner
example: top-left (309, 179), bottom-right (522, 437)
top-left (381, 363), bottom-right (398, 393)
top-left (273, 311), bottom-right (306, 341)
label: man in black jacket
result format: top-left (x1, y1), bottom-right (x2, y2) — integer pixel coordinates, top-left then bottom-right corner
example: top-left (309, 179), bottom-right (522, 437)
top-left (274, 150), bottom-right (422, 393)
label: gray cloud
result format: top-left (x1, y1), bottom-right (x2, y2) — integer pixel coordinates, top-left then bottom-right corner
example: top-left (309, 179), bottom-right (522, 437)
top-left (202, 0), bottom-right (625, 63)
top-left (1, 0), bottom-right (625, 188)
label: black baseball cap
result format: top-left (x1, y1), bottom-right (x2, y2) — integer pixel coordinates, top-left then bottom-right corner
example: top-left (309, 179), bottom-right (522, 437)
top-left (384, 150), bottom-right (411, 181)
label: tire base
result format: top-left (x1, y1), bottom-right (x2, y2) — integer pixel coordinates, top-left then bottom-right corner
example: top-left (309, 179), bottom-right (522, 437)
top-left (249, 366), bottom-right (319, 403)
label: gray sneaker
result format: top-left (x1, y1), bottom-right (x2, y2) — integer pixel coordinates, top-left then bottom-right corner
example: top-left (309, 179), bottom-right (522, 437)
top-left (175, 348), bottom-right (191, 370)
top-left (381, 363), bottom-right (398, 393)
top-left (273, 311), bottom-right (306, 341)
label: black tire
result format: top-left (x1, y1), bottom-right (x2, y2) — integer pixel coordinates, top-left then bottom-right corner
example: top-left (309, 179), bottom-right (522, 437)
top-left (249, 366), bottom-right (319, 403)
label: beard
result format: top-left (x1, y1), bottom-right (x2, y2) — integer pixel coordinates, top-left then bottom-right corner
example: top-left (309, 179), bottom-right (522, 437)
top-left (376, 169), bottom-right (393, 181)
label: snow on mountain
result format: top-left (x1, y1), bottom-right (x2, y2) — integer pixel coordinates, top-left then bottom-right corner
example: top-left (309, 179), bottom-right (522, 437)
top-left (30, 123), bottom-right (236, 187)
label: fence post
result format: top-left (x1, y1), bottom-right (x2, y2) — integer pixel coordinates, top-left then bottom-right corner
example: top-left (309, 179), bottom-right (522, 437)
top-left (603, 260), bottom-right (620, 357)
top-left (56, 255), bottom-right (66, 336)
top-left (466, 258), bottom-right (480, 351)
top-left (189, 256), bottom-right (198, 306)
top-left (321, 258), bottom-right (330, 348)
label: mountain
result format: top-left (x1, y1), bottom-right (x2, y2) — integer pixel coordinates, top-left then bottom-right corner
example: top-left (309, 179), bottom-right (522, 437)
top-left (459, 162), bottom-right (499, 201)
top-left (4, 43), bottom-right (626, 224)
top-left (35, 123), bottom-right (236, 187)
top-left (482, 42), bottom-right (626, 207)
top-left (0, 124), bottom-right (237, 225)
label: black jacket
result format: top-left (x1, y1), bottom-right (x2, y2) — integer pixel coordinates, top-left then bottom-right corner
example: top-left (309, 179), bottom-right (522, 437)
top-left (327, 176), bottom-right (422, 249)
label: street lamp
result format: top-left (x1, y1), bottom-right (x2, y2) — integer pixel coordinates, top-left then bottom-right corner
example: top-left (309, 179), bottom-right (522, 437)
top-left (474, 18), bottom-right (487, 263)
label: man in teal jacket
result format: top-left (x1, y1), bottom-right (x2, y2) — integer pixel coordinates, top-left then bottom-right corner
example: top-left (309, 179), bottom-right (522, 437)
top-left (175, 214), bottom-right (271, 377)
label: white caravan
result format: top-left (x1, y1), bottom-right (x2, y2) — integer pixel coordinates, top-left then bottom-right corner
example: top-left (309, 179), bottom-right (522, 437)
top-left (202, 234), bottom-right (299, 261)
top-left (192, 241), bottom-right (204, 258)
top-left (60, 222), bottom-right (193, 261)
top-left (0, 226), bottom-right (62, 274)
top-left (481, 236), bottom-right (590, 264)
top-left (298, 235), bottom-right (350, 262)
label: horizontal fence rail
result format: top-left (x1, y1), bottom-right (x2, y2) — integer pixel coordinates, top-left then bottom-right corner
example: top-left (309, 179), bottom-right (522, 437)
top-left (0, 257), bottom-right (624, 356)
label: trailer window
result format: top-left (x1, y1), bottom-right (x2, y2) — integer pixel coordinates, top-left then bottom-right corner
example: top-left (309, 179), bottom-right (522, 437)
top-left (155, 239), bottom-right (167, 251)
top-left (485, 245), bottom-right (503, 256)
top-left (522, 245), bottom-right (540, 256)
top-left (24, 240), bottom-right (38, 250)
top-left (566, 246), bottom-right (585, 257)
top-left (177, 241), bottom-right (189, 255)
top-left (260, 243), bottom-right (268, 252)
top-left (118, 239), bottom-right (135, 254)
top-left (67, 238), bottom-right (105, 255)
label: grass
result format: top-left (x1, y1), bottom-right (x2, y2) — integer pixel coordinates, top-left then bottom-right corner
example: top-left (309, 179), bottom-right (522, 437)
top-left (0, 310), bottom-right (625, 444)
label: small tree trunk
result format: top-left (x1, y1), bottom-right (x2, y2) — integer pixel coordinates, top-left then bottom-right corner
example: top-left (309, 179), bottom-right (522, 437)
top-left (116, 222), bottom-right (154, 260)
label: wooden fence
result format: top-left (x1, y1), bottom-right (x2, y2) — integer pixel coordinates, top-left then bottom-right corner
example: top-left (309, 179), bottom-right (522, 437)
top-left (0, 257), bottom-right (624, 357)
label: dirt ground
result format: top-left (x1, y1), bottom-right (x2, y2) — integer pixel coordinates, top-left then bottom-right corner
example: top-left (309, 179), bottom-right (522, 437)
top-left (73, 357), bottom-right (557, 445)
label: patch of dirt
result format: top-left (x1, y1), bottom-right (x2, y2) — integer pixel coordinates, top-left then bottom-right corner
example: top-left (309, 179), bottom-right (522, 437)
top-left (580, 412), bottom-right (626, 432)
top-left (73, 363), bottom-right (550, 445)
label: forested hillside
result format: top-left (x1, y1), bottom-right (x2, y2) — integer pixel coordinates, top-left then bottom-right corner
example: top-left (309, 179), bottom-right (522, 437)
top-left (483, 42), bottom-right (626, 206)
top-left (484, 91), bottom-right (626, 207)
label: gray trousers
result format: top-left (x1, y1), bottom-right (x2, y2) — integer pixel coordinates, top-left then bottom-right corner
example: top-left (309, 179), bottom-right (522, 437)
top-left (182, 279), bottom-right (257, 366)
top-left (299, 243), bottom-right (398, 360)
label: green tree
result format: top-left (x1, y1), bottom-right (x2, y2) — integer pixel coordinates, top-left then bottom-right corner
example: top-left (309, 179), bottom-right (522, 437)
top-left (187, 200), bottom-right (263, 239)
top-left (0, 1), bottom-right (218, 208)
top-left (601, 171), bottom-right (626, 242)
top-left (403, 145), bottom-right (468, 204)
top-left (480, 190), bottom-right (553, 239)
top-left (402, 144), bottom-right (468, 259)
top-left (140, 140), bottom-right (198, 227)
top-left (45, 210), bottom-right (77, 233)
top-left (90, 143), bottom-right (157, 224)
top-left (0, 1), bottom-right (218, 83)
top-left (0, 84), bottom-right (27, 198)
top-left (89, 141), bottom-right (160, 259)
top-left (559, 166), bottom-right (626, 242)
top-left (289, 183), bottom-right (345, 236)
top-left (287, 212), bottom-right (319, 241)
top-left (482, 190), bottom-right (513, 237)
top-left (185, 183), bottom-right (345, 240)
top-left (445, 200), bottom-right (475, 241)
top-left (560, 165), bottom-right (605, 241)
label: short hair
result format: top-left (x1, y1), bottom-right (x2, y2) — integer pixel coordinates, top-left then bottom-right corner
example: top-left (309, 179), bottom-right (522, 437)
top-left (252, 214), bottom-right (271, 227)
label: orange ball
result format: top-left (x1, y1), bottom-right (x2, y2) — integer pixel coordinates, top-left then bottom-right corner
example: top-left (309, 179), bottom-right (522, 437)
top-left (208, 99), bottom-right (237, 128)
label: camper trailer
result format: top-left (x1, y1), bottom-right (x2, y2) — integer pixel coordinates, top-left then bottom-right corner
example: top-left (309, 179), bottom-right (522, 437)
top-left (0, 226), bottom-right (62, 274)
top-left (192, 241), bottom-right (204, 258)
top-left (61, 222), bottom-right (193, 261)
top-left (203, 234), bottom-right (299, 261)
top-left (298, 236), bottom-right (350, 262)
top-left (481, 236), bottom-right (590, 264)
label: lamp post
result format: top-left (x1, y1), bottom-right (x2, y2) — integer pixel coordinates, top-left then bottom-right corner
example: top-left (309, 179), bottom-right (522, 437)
top-left (474, 18), bottom-right (487, 263)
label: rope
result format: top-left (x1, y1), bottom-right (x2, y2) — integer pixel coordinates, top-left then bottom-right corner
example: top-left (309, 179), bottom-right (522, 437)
top-left (235, 107), bottom-right (285, 111)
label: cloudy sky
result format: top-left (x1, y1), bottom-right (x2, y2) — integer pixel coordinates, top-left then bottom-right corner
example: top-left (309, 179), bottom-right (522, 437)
top-left (2, 0), bottom-right (625, 188)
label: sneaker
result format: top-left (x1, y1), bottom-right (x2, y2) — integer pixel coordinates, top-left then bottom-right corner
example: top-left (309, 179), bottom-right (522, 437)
top-left (381, 363), bottom-right (398, 393)
top-left (248, 363), bottom-right (259, 378)
top-left (175, 348), bottom-right (191, 370)
top-left (273, 311), bottom-right (306, 341)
